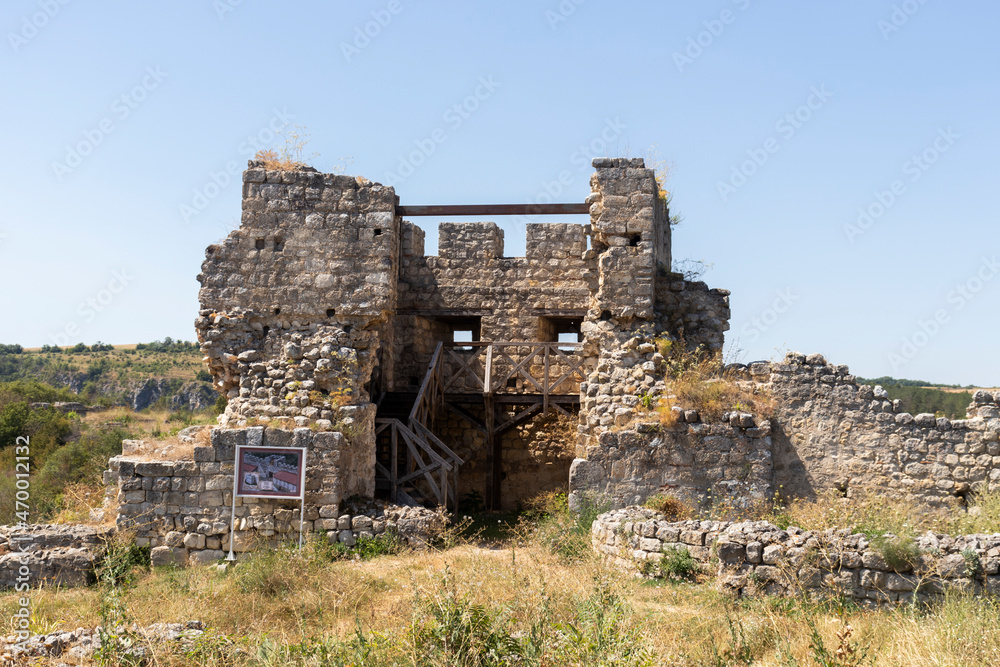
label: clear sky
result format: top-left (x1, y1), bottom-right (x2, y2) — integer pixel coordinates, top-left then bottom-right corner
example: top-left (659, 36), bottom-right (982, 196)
top-left (1, 1), bottom-right (997, 386)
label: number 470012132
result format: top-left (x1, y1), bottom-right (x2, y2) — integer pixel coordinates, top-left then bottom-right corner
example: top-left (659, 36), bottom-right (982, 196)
top-left (14, 436), bottom-right (29, 525)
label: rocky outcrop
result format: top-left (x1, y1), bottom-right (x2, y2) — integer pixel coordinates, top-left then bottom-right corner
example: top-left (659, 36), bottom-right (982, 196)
top-left (130, 378), bottom-right (217, 411)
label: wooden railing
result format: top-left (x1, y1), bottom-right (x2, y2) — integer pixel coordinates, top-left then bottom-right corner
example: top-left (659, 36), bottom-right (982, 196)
top-left (439, 342), bottom-right (585, 402)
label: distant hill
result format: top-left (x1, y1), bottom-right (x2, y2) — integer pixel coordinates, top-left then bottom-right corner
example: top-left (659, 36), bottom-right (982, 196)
top-left (0, 339), bottom-right (218, 411)
top-left (856, 376), bottom-right (994, 419)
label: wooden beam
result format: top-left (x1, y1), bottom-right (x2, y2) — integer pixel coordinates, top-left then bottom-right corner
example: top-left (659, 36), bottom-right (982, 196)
top-left (397, 203), bottom-right (590, 217)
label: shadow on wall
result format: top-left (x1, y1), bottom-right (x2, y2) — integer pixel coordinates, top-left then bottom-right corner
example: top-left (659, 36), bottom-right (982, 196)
top-left (769, 420), bottom-right (816, 502)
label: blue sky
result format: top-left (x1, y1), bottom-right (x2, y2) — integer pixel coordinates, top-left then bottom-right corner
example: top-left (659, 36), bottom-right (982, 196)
top-left (1, 1), bottom-right (997, 385)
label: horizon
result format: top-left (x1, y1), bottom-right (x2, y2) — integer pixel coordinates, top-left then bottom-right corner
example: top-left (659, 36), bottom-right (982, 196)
top-left (2, 1), bottom-right (997, 386)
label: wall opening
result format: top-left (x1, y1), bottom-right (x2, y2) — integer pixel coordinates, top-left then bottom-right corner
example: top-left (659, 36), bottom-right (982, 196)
top-left (255, 238), bottom-right (266, 250)
top-left (273, 236), bottom-right (285, 251)
top-left (436, 316), bottom-right (482, 352)
top-left (538, 316), bottom-right (583, 346)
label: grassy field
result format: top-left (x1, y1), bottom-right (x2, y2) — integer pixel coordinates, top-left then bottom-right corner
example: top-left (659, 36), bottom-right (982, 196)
top-left (5, 493), bottom-right (1000, 665)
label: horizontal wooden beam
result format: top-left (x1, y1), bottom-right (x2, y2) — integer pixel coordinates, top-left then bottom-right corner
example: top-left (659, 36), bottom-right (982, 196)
top-left (396, 203), bottom-right (590, 217)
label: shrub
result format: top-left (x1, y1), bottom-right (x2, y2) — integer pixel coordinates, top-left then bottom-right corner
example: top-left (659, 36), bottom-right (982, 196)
top-left (639, 545), bottom-right (698, 582)
top-left (871, 534), bottom-right (922, 572)
top-left (643, 493), bottom-right (693, 521)
top-left (525, 491), bottom-right (609, 562)
top-left (654, 341), bottom-right (775, 423)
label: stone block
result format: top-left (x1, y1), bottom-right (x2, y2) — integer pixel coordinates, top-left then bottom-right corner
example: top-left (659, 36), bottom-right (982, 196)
top-left (151, 546), bottom-right (187, 568)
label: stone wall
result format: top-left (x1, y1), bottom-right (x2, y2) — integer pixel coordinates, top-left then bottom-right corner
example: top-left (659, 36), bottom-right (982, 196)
top-left (570, 419), bottom-right (774, 511)
top-left (394, 220), bottom-right (594, 389)
top-left (195, 162), bottom-right (398, 429)
top-left (654, 274), bottom-right (731, 352)
top-left (570, 351), bottom-right (1000, 512)
top-left (106, 425), bottom-right (377, 565)
top-left (763, 354), bottom-right (1000, 507)
top-left (594, 508), bottom-right (1000, 606)
top-left (0, 524), bottom-right (111, 589)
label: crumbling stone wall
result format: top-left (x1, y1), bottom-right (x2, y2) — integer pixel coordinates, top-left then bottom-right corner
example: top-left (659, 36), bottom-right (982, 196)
top-left (196, 162), bottom-right (399, 428)
top-left (762, 354), bottom-right (1000, 507)
top-left (394, 220), bottom-right (594, 388)
top-left (0, 524), bottom-right (111, 589)
top-left (594, 508), bottom-right (1000, 605)
top-left (570, 352), bottom-right (1000, 512)
top-left (570, 418), bottom-right (774, 510)
top-left (577, 158), bottom-right (730, 455)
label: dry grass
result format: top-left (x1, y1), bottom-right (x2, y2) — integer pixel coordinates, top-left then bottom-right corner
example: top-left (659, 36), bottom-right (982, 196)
top-left (7, 538), bottom-right (1000, 665)
top-left (655, 339), bottom-right (776, 424)
top-left (48, 480), bottom-right (109, 525)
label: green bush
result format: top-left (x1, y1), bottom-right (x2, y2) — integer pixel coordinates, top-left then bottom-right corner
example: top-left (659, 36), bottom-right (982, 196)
top-left (527, 492), bottom-right (609, 562)
top-left (639, 546), bottom-right (698, 581)
top-left (871, 534), bottom-right (922, 572)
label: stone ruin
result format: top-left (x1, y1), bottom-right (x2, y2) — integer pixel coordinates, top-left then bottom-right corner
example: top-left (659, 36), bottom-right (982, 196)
top-left (96, 154), bottom-right (999, 573)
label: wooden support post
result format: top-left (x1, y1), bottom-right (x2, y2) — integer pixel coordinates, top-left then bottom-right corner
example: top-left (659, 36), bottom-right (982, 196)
top-left (390, 423), bottom-right (398, 502)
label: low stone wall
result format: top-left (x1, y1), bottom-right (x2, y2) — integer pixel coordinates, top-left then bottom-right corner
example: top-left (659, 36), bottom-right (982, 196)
top-left (594, 508), bottom-right (1000, 606)
top-left (106, 426), bottom-right (435, 567)
top-left (0, 524), bottom-right (112, 589)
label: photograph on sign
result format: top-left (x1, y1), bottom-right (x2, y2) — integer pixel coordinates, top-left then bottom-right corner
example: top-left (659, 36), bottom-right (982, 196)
top-left (235, 446), bottom-right (307, 499)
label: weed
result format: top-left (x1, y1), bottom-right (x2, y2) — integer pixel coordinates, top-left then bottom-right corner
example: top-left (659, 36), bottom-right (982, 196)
top-left (962, 547), bottom-right (982, 579)
top-left (871, 534), bottom-right (922, 572)
top-left (654, 341), bottom-right (775, 423)
top-left (525, 491), bottom-right (609, 562)
top-left (806, 617), bottom-right (869, 667)
top-left (639, 545), bottom-right (699, 582)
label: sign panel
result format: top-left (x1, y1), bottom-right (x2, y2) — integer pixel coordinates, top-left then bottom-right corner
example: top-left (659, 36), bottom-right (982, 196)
top-left (234, 445), bottom-right (307, 500)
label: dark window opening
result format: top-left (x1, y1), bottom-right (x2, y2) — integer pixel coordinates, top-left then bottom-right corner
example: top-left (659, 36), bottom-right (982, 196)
top-left (262, 326), bottom-right (270, 336)
top-left (326, 308), bottom-right (336, 318)
top-left (273, 236), bottom-right (285, 251)
top-left (538, 316), bottom-right (583, 345)
top-left (274, 308), bottom-right (281, 315)
top-left (255, 238), bottom-right (266, 250)
top-left (435, 316), bottom-right (482, 352)
top-left (506, 378), bottom-right (518, 389)
top-left (409, 376), bottom-right (419, 387)
top-left (600, 310), bottom-right (612, 321)
top-left (373, 228), bottom-right (383, 236)
top-left (628, 233), bottom-right (641, 247)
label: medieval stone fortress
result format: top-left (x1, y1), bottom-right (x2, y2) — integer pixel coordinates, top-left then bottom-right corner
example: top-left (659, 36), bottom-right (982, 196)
top-left (9, 157), bottom-right (1000, 612)
top-left (99, 156), bottom-right (1000, 594)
